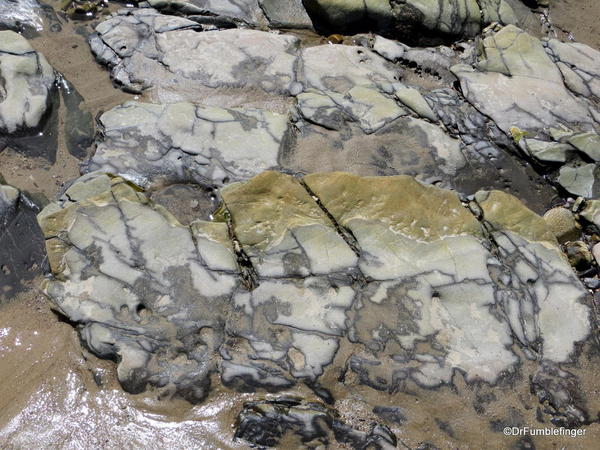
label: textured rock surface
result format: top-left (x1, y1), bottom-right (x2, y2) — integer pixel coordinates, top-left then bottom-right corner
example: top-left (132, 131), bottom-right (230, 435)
top-left (88, 9), bottom-right (300, 101)
top-left (451, 25), bottom-right (600, 197)
top-left (235, 399), bottom-right (397, 448)
top-left (88, 101), bottom-right (291, 187)
top-left (0, 0), bottom-right (44, 31)
top-left (0, 30), bottom-right (55, 133)
top-left (4, 1), bottom-right (600, 447)
top-left (39, 171), bottom-right (592, 428)
top-left (303, 0), bottom-right (518, 43)
top-left (89, 12), bottom-right (566, 209)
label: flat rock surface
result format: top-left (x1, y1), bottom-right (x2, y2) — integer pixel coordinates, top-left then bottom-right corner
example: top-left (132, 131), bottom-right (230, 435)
top-left (38, 171), bottom-right (593, 443)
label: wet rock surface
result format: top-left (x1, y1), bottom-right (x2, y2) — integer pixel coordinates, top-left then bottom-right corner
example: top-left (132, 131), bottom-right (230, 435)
top-left (38, 170), bottom-right (594, 438)
top-left (0, 30), bottom-right (55, 133)
top-left (2, 0), bottom-right (600, 448)
top-left (0, 175), bottom-right (46, 301)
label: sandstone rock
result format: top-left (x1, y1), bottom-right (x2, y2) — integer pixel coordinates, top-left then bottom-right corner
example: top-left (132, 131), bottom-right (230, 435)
top-left (564, 241), bottom-right (593, 271)
top-left (558, 163), bottom-right (599, 199)
top-left (452, 26), bottom-right (594, 134)
top-left (451, 25), bottom-right (600, 198)
top-left (543, 207), bottom-right (580, 243)
top-left (0, 31), bottom-right (55, 133)
top-left (39, 171), bottom-right (591, 416)
top-left (147, 0), bottom-right (266, 26)
top-left (259, 0), bottom-right (314, 28)
top-left (520, 139), bottom-right (574, 164)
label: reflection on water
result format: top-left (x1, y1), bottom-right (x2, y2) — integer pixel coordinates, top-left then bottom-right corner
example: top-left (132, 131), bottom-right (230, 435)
top-left (0, 289), bottom-right (250, 449)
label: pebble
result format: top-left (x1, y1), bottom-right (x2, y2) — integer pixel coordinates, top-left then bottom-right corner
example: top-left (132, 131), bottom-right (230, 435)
top-left (564, 241), bottom-right (593, 270)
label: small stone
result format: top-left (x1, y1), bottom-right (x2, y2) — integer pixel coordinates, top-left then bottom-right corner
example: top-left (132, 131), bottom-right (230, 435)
top-left (572, 197), bottom-right (585, 213)
top-left (583, 278), bottom-right (600, 290)
top-left (564, 241), bottom-right (593, 271)
top-left (593, 243), bottom-right (600, 266)
top-left (543, 207), bottom-right (580, 243)
top-left (326, 34), bottom-right (344, 44)
top-left (581, 200), bottom-right (600, 228)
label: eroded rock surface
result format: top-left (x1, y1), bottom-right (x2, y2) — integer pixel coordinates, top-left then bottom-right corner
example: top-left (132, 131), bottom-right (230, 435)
top-left (303, 0), bottom-right (519, 43)
top-left (235, 399), bottom-right (397, 448)
top-left (38, 171), bottom-right (593, 432)
top-left (88, 101), bottom-right (291, 187)
top-left (0, 30), bottom-right (55, 133)
top-left (452, 25), bottom-right (600, 198)
top-left (89, 11), bottom-right (566, 208)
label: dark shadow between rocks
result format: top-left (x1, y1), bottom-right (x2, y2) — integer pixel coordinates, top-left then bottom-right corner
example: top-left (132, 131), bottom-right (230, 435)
top-left (0, 193), bottom-right (47, 302)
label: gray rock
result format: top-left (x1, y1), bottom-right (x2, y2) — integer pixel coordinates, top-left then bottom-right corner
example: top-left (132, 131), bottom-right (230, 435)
top-left (147, 0), bottom-right (266, 26)
top-left (0, 181), bottom-right (46, 301)
top-left (235, 399), bottom-right (397, 448)
top-left (303, 0), bottom-right (393, 33)
top-left (452, 26), bottom-right (595, 134)
top-left (88, 101), bottom-right (291, 188)
top-left (451, 25), bottom-right (600, 197)
top-left (303, 0), bottom-right (517, 43)
top-left (89, 9), bottom-right (300, 101)
top-left (0, 31), bottom-right (55, 133)
top-left (558, 164), bottom-right (599, 199)
top-left (0, 0), bottom-right (44, 31)
top-left (259, 0), bottom-right (314, 28)
top-left (39, 171), bottom-right (592, 418)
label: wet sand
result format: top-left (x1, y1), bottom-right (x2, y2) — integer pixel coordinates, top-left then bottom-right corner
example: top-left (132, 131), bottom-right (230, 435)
top-left (551, 0), bottom-right (600, 49)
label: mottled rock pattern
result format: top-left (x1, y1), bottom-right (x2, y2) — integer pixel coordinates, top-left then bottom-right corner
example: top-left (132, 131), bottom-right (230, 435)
top-left (39, 171), bottom-right (592, 426)
top-left (303, 0), bottom-right (518, 43)
top-left (88, 9), bottom-right (300, 101)
top-left (0, 31), bottom-right (55, 133)
top-left (147, 0), bottom-right (266, 26)
top-left (235, 399), bottom-right (397, 448)
top-left (452, 25), bottom-right (600, 198)
top-left (89, 14), bottom-right (563, 208)
top-left (0, 0), bottom-right (44, 31)
top-left (88, 101), bottom-right (291, 187)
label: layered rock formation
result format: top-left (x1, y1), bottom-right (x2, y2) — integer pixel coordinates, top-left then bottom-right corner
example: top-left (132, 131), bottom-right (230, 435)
top-left (38, 171), bottom-right (592, 432)
top-left (2, 0), bottom-right (600, 447)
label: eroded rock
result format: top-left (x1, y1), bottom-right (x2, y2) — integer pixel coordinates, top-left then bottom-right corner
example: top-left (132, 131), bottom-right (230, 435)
top-left (88, 101), bottom-right (291, 187)
top-left (0, 30), bottom-right (55, 133)
top-left (235, 398), bottom-right (397, 448)
top-left (38, 171), bottom-right (592, 425)
top-left (303, 0), bottom-right (519, 44)
top-left (451, 25), bottom-right (600, 198)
